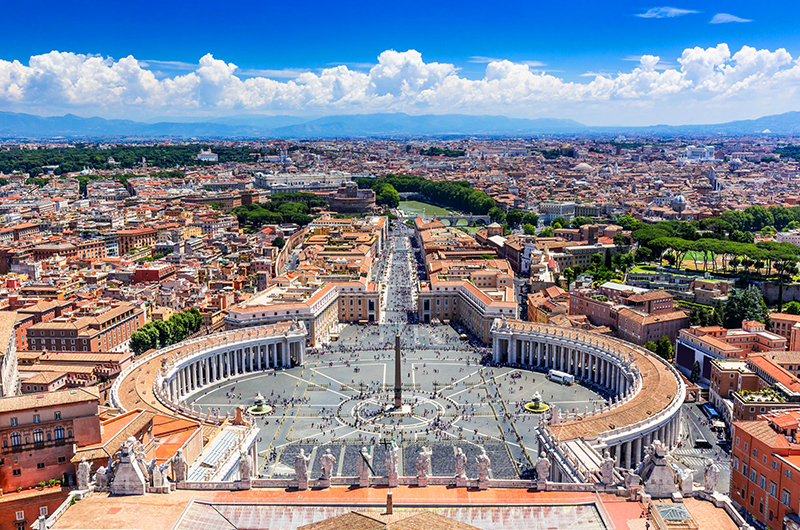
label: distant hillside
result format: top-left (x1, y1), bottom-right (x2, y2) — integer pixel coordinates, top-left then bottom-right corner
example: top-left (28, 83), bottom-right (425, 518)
top-left (0, 110), bottom-right (800, 139)
top-left (269, 113), bottom-right (589, 137)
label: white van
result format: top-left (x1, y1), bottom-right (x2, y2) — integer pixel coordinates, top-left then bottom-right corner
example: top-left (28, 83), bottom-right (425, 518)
top-left (547, 369), bottom-right (575, 386)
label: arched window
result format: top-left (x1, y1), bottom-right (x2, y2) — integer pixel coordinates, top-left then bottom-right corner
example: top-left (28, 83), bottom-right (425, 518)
top-left (54, 426), bottom-right (64, 440)
top-left (33, 429), bottom-right (44, 443)
top-left (10, 432), bottom-right (20, 446)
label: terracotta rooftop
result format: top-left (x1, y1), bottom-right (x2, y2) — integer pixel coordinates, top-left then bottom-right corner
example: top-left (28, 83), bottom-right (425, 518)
top-left (0, 386), bottom-right (98, 413)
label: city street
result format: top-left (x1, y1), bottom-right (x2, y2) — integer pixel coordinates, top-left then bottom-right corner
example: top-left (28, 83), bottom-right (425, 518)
top-left (673, 402), bottom-right (732, 493)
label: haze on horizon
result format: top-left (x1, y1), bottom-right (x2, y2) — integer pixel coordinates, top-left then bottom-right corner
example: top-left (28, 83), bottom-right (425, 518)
top-left (2, 0), bottom-right (800, 127)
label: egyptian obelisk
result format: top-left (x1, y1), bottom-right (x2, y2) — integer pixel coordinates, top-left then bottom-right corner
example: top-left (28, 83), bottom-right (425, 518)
top-left (394, 330), bottom-right (402, 409)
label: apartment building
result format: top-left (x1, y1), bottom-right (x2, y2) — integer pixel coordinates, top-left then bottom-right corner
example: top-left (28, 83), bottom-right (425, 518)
top-left (676, 322), bottom-right (787, 384)
top-left (731, 409), bottom-right (800, 529)
top-left (0, 312), bottom-right (18, 397)
top-left (416, 246), bottom-right (517, 342)
top-left (770, 312), bottom-right (800, 351)
top-left (26, 302), bottom-right (146, 353)
top-left (0, 387), bottom-right (101, 492)
top-left (116, 228), bottom-right (157, 255)
top-left (568, 281), bottom-right (688, 346)
top-left (731, 355), bottom-right (800, 421)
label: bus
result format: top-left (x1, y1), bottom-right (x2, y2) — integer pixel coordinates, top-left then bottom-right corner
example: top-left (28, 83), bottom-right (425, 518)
top-left (701, 403), bottom-right (721, 422)
top-left (547, 369), bottom-right (575, 386)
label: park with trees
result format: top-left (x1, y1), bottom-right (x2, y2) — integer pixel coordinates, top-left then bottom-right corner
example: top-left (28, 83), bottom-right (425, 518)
top-left (231, 193), bottom-right (326, 231)
top-left (354, 174), bottom-right (496, 215)
top-left (130, 308), bottom-right (204, 355)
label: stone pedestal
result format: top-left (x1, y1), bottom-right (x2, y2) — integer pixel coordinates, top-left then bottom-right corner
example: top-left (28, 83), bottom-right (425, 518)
top-left (237, 479), bottom-right (251, 491)
top-left (359, 477), bottom-right (370, 487)
top-left (319, 478), bottom-right (331, 489)
top-left (478, 479), bottom-right (489, 490)
top-left (417, 477), bottom-right (428, 487)
top-left (297, 478), bottom-right (308, 491)
top-left (456, 477), bottom-right (467, 487)
top-left (536, 480), bottom-right (547, 490)
top-left (388, 476), bottom-right (399, 488)
top-left (110, 451), bottom-right (146, 495)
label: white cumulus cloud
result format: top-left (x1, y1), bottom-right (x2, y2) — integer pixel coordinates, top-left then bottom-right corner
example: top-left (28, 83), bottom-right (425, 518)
top-left (0, 45), bottom-right (798, 124)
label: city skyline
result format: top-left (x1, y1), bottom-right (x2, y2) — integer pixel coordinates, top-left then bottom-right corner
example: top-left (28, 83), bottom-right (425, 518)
top-left (0, 0), bottom-right (798, 125)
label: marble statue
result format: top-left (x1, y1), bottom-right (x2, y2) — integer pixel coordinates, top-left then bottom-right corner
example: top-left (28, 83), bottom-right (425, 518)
top-left (320, 449), bottom-right (336, 481)
top-left (600, 450), bottom-right (615, 484)
top-left (95, 466), bottom-right (109, 489)
top-left (680, 468), bottom-right (694, 494)
top-left (148, 458), bottom-right (164, 488)
top-left (624, 468), bottom-right (641, 488)
top-left (294, 448), bottom-right (311, 489)
top-left (171, 449), bottom-right (187, 483)
top-left (476, 448), bottom-right (491, 489)
top-left (703, 459), bottom-right (720, 493)
top-left (386, 443), bottom-right (400, 487)
top-left (416, 446), bottom-right (432, 485)
top-left (454, 448), bottom-right (467, 479)
top-left (77, 457), bottom-right (92, 491)
top-left (358, 447), bottom-right (372, 486)
top-left (536, 452), bottom-right (551, 482)
top-left (239, 451), bottom-right (252, 481)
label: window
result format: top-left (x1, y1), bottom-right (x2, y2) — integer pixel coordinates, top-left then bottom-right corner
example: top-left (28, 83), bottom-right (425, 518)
top-left (783, 489), bottom-right (791, 506)
top-left (10, 432), bottom-right (20, 446)
top-left (54, 426), bottom-right (64, 439)
top-left (771, 460), bottom-right (777, 470)
top-left (16, 523), bottom-right (25, 530)
top-left (750, 469), bottom-right (757, 482)
top-left (10, 417), bottom-right (17, 427)
top-left (33, 429), bottom-right (43, 443)
top-left (15, 511), bottom-right (24, 521)
top-left (769, 481), bottom-right (777, 496)
top-left (39, 507), bottom-right (47, 516)
top-left (36, 462), bottom-right (44, 469)
top-left (753, 448), bottom-right (758, 457)
top-left (759, 475), bottom-right (766, 489)
top-left (54, 411), bottom-right (61, 420)
top-left (33, 414), bottom-right (40, 424)
top-left (12, 469), bottom-right (20, 476)
top-left (786, 469), bottom-right (793, 480)
top-left (57, 456), bottom-right (65, 463)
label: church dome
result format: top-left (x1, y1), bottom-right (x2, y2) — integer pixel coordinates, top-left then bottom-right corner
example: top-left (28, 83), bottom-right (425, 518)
top-left (573, 163), bottom-right (594, 173)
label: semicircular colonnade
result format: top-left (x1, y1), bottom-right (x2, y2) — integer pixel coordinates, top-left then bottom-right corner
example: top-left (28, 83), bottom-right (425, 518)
top-left (490, 318), bottom-right (685, 474)
top-left (110, 322), bottom-right (308, 424)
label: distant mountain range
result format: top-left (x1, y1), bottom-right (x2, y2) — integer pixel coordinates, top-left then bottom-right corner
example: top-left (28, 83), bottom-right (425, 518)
top-left (0, 110), bottom-right (799, 139)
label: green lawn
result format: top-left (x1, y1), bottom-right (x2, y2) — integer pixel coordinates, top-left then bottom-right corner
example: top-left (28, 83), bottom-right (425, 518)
top-left (398, 201), bottom-right (452, 217)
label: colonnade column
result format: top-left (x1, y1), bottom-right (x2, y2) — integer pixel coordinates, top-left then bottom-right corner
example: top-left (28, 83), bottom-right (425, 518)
top-left (624, 441), bottom-right (632, 470)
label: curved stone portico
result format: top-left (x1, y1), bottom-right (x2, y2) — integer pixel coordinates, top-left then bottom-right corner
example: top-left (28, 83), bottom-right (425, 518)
top-left (491, 319), bottom-right (685, 476)
top-left (110, 321), bottom-right (308, 422)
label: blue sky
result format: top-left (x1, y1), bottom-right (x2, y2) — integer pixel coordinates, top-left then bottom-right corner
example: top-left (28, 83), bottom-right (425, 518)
top-left (0, 0), bottom-right (798, 125)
